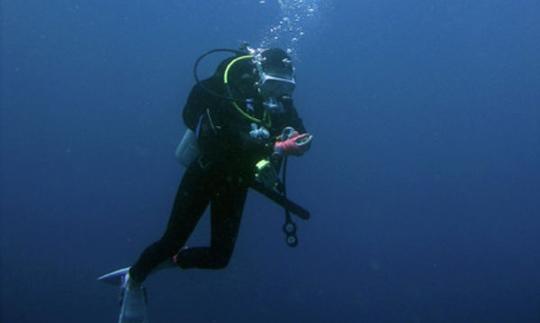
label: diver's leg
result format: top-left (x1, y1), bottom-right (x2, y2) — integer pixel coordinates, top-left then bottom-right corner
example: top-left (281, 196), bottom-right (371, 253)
top-left (208, 185), bottom-right (248, 268)
top-left (129, 163), bottom-right (210, 283)
top-left (175, 181), bottom-right (248, 269)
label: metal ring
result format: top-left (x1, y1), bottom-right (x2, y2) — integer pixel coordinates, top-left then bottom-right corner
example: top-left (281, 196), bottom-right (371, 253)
top-left (286, 235), bottom-right (298, 247)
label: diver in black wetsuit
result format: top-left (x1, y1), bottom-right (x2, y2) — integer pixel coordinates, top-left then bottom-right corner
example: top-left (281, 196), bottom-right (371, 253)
top-left (128, 47), bottom-right (313, 285)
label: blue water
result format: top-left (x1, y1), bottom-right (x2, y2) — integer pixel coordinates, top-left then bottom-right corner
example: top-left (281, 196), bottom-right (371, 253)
top-left (2, 1), bottom-right (539, 322)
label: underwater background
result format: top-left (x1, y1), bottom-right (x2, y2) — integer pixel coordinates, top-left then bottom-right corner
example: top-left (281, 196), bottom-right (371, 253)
top-left (1, 0), bottom-right (539, 322)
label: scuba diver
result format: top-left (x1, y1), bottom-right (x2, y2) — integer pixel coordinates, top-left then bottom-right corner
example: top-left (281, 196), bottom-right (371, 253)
top-left (98, 46), bottom-right (313, 322)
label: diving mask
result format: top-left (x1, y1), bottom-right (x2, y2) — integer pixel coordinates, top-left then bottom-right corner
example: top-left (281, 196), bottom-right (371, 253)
top-left (253, 48), bottom-right (296, 98)
top-left (258, 73), bottom-right (296, 98)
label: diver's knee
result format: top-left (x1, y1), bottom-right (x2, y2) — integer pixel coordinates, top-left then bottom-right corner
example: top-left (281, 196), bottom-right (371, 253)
top-left (157, 237), bottom-right (183, 256)
top-left (212, 251), bottom-right (233, 269)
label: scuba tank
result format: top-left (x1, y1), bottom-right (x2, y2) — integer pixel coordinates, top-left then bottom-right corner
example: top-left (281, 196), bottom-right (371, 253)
top-left (174, 129), bottom-right (200, 167)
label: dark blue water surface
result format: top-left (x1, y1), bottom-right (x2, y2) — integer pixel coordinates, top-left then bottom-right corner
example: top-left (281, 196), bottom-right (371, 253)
top-left (2, 1), bottom-right (539, 322)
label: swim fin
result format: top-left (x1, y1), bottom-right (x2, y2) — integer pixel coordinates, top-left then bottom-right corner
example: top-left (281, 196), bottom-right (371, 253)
top-left (118, 283), bottom-right (149, 323)
top-left (97, 267), bottom-right (131, 286)
top-left (98, 267), bottom-right (149, 323)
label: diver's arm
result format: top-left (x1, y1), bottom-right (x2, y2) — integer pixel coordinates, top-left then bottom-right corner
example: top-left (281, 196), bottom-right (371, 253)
top-left (182, 84), bottom-right (207, 131)
top-left (237, 127), bottom-right (275, 157)
top-left (182, 79), bottom-right (221, 131)
top-left (282, 98), bottom-right (307, 134)
top-left (232, 98), bottom-right (311, 159)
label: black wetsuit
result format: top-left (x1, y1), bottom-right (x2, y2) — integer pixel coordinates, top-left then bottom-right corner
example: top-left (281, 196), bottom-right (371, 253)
top-left (129, 58), bottom-right (306, 283)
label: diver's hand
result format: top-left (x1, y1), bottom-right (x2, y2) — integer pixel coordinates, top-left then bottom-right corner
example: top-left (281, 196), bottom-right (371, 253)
top-left (274, 127), bottom-right (313, 156)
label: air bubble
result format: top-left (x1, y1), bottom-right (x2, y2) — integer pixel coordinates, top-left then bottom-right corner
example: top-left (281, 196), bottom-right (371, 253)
top-left (259, 0), bottom-right (323, 56)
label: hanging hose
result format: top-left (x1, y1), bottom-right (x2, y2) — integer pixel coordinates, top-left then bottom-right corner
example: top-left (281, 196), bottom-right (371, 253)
top-left (192, 48), bottom-right (243, 101)
top-left (281, 157), bottom-right (299, 247)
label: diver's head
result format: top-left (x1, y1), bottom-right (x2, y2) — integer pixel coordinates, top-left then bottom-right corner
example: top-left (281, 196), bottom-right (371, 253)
top-left (253, 48), bottom-right (296, 98)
